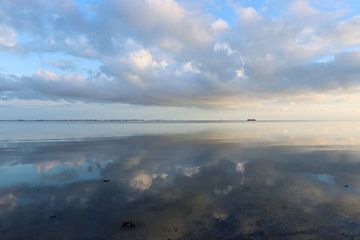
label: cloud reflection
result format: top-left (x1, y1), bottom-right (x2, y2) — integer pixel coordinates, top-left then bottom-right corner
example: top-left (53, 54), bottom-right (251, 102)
top-left (0, 132), bottom-right (359, 239)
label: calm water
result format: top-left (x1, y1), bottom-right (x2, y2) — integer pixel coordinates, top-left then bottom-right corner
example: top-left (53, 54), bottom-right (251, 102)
top-left (0, 121), bottom-right (360, 239)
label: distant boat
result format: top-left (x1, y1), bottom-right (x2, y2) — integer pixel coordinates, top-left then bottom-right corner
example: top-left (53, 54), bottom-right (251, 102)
top-left (246, 119), bottom-right (256, 122)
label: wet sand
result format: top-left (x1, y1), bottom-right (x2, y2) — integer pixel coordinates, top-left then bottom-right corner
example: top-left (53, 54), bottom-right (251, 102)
top-left (0, 122), bottom-right (359, 239)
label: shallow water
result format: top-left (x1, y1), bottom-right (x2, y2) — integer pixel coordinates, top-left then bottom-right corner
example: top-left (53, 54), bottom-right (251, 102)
top-left (0, 121), bottom-right (360, 239)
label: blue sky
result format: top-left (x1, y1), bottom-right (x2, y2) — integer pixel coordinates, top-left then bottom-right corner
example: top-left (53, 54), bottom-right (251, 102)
top-left (1, 0), bottom-right (360, 120)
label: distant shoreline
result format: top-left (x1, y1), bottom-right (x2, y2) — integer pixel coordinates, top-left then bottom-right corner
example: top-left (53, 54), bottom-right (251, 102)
top-left (0, 119), bottom-right (357, 123)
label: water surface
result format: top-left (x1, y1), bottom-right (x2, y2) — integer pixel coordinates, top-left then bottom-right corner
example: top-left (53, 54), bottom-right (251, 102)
top-left (0, 121), bottom-right (359, 239)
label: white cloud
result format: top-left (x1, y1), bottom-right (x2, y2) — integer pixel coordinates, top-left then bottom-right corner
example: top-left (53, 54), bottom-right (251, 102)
top-left (1, 0), bottom-right (360, 109)
top-left (288, 0), bottom-right (319, 18)
top-left (237, 6), bottom-right (262, 23)
top-left (35, 69), bottom-right (60, 81)
top-left (211, 18), bottom-right (229, 32)
top-left (181, 62), bottom-right (200, 74)
top-left (129, 49), bottom-right (154, 69)
top-left (214, 42), bottom-right (236, 56)
top-left (0, 25), bottom-right (16, 47)
top-left (334, 16), bottom-right (360, 46)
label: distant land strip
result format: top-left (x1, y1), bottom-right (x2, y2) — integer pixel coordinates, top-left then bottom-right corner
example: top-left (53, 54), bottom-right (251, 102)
top-left (0, 119), bottom-right (357, 123)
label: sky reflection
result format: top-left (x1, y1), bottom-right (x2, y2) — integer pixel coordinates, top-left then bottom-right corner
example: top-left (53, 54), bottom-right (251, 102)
top-left (0, 122), bottom-right (359, 239)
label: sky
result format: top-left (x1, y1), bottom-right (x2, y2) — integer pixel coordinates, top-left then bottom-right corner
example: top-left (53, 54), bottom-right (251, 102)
top-left (1, 0), bottom-right (360, 120)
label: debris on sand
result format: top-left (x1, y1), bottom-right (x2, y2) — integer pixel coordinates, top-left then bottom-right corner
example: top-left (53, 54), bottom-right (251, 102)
top-left (121, 221), bottom-right (136, 229)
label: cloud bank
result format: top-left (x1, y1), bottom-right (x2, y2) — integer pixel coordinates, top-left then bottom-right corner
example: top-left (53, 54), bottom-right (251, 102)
top-left (1, 0), bottom-right (360, 107)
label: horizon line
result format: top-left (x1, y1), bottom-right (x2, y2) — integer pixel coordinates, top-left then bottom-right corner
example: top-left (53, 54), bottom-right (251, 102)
top-left (0, 119), bottom-right (359, 122)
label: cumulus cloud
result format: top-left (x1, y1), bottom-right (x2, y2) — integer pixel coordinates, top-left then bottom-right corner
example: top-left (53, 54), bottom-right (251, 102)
top-left (0, 0), bottom-right (360, 107)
